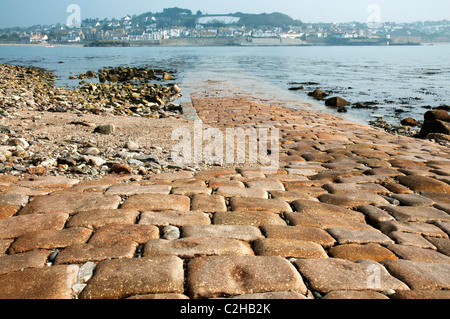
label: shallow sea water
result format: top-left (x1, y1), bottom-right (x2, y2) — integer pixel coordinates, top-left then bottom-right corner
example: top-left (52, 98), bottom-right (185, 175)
top-left (1, 44), bottom-right (449, 126)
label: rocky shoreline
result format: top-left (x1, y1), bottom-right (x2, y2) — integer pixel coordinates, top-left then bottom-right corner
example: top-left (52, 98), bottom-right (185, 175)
top-left (298, 87), bottom-right (450, 146)
top-left (0, 64), bottom-right (195, 179)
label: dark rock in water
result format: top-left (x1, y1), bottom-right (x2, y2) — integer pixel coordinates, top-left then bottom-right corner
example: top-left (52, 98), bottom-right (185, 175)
top-left (353, 102), bottom-right (379, 109)
top-left (435, 105), bottom-right (450, 111)
top-left (288, 86), bottom-right (304, 91)
top-left (308, 89), bottom-right (328, 100)
top-left (424, 110), bottom-right (450, 122)
top-left (419, 119), bottom-right (450, 138)
top-left (337, 107), bottom-right (348, 113)
top-left (401, 117), bottom-right (420, 126)
top-left (325, 97), bottom-right (350, 107)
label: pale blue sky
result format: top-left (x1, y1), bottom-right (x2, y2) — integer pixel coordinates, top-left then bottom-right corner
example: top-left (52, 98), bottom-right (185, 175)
top-left (1, 0), bottom-right (450, 28)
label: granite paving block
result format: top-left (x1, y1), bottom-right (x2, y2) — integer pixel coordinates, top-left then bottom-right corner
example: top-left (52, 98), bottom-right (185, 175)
top-left (318, 193), bottom-right (390, 209)
top-left (0, 250), bottom-right (52, 275)
top-left (379, 220), bottom-right (449, 238)
top-left (213, 211), bottom-right (286, 227)
top-left (0, 265), bottom-right (78, 299)
top-left (323, 183), bottom-right (389, 194)
top-left (381, 205), bottom-right (450, 223)
top-left (425, 237), bottom-right (450, 256)
top-left (328, 243), bottom-right (398, 262)
top-left (246, 180), bottom-right (285, 191)
top-left (88, 224), bottom-right (160, 245)
top-left (215, 186), bottom-right (268, 199)
top-left (0, 212), bottom-right (69, 239)
top-left (19, 193), bottom-right (121, 215)
top-left (253, 238), bottom-right (328, 258)
top-left (187, 256), bottom-right (307, 298)
top-left (389, 231), bottom-right (437, 250)
top-left (285, 212), bottom-right (373, 230)
top-left (67, 209), bottom-right (140, 230)
top-left (383, 183), bottom-right (413, 194)
top-left (230, 197), bottom-right (292, 213)
top-left (208, 179), bottom-right (245, 189)
top-left (9, 227), bottom-right (92, 253)
top-left (294, 258), bottom-right (409, 294)
top-left (190, 194), bottom-right (227, 213)
top-left (269, 190), bottom-right (317, 202)
top-left (105, 183), bottom-right (171, 196)
top-left (181, 225), bottom-right (264, 242)
top-left (358, 205), bottom-right (395, 224)
top-left (389, 193), bottom-right (435, 206)
top-left (80, 256), bottom-right (184, 299)
top-left (139, 211), bottom-right (211, 227)
top-left (386, 244), bottom-right (450, 263)
top-left (18, 176), bottom-right (80, 189)
top-left (54, 240), bottom-right (138, 264)
top-left (261, 225), bottom-right (336, 248)
top-left (397, 175), bottom-right (450, 193)
top-left (292, 200), bottom-right (366, 223)
top-left (326, 228), bottom-right (394, 245)
top-left (171, 187), bottom-right (212, 196)
top-left (121, 194), bottom-right (190, 212)
top-left (421, 192), bottom-right (450, 204)
top-left (143, 237), bottom-right (254, 258)
top-left (381, 259), bottom-right (450, 290)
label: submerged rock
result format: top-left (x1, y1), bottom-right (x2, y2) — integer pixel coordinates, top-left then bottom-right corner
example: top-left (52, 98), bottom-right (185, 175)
top-left (325, 97), bottom-right (350, 107)
top-left (308, 89), bottom-right (328, 100)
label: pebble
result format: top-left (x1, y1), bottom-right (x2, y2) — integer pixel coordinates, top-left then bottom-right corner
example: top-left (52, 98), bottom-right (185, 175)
top-left (162, 226), bottom-right (180, 240)
top-left (94, 124), bottom-right (116, 135)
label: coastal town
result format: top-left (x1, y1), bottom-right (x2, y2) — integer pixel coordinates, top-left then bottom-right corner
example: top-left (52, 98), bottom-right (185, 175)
top-left (1, 7), bottom-right (450, 46)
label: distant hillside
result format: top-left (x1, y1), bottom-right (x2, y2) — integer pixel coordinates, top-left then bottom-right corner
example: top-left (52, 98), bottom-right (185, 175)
top-left (129, 7), bottom-right (302, 29)
top-left (233, 12), bottom-right (304, 28)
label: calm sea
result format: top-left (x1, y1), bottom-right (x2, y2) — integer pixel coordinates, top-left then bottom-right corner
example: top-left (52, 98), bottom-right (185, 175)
top-left (1, 44), bottom-right (449, 126)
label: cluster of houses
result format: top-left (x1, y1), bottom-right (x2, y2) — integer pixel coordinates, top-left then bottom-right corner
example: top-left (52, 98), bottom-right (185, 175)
top-left (8, 15), bottom-right (450, 44)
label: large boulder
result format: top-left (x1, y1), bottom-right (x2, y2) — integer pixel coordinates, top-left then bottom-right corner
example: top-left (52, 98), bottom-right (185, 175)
top-left (419, 110), bottom-right (450, 138)
top-left (424, 110), bottom-right (450, 122)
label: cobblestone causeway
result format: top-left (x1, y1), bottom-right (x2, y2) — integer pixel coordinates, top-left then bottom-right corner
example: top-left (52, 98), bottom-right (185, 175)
top-left (0, 82), bottom-right (449, 300)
